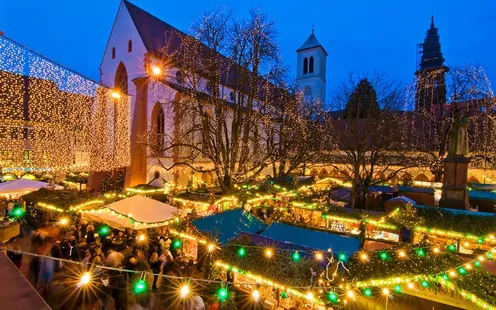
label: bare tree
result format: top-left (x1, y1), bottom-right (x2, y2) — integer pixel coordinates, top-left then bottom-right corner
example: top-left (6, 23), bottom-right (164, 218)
top-left (263, 85), bottom-right (325, 183)
top-left (146, 8), bottom-right (285, 193)
top-left (325, 72), bottom-right (427, 209)
top-left (412, 65), bottom-right (496, 181)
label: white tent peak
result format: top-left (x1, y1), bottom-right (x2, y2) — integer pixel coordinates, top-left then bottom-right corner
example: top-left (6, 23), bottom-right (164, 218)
top-left (84, 195), bottom-right (185, 229)
top-left (0, 179), bottom-right (50, 196)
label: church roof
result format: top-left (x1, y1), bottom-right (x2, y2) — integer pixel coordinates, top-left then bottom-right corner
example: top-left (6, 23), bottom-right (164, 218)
top-left (419, 17), bottom-right (445, 69)
top-left (124, 0), bottom-right (184, 54)
top-left (297, 32), bottom-right (327, 55)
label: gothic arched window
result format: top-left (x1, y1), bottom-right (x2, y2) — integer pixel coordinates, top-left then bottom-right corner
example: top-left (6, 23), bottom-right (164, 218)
top-left (157, 107), bottom-right (165, 149)
top-left (128, 40), bottom-right (132, 53)
top-left (114, 62), bottom-right (128, 94)
top-left (303, 58), bottom-right (308, 74)
top-left (309, 57), bottom-right (314, 73)
top-left (112, 47), bottom-right (116, 59)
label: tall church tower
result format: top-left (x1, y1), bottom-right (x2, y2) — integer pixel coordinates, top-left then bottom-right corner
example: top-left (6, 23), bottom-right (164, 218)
top-left (415, 17), bottom-right (449, 111)
top-left (296, 30), bottom-right (327, 103)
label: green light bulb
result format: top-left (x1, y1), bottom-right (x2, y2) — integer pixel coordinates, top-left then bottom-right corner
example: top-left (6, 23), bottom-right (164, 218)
top-left (217, 288), bottom-right (228, 301)
top-left (338, 253), bottom-right (347, 261)
top-left (441, 274), bottom-right (449, 281)
top-left (458, 267), bottom-right (467, 275)
top-left (237, 247), bottom-right (246, 257)
top-left (328, 292), bottom-right (338, 302)
top-left (133, 279), bottom-right (147, 294)
top-left (416, 249), bottom-right (425, 257)
top-left (292, 251), bottom-right (300, 262)
top-left (364, 288), bottom-right (372, 296)
top-left (280, 291), bottom-right (288, 299)
top-left (448, 244), bottom-right (456, 252)
top-left (173, 240), bottom-right (182, 249)
top-left (421, 280), bottom-right (429, 288)
top-left (394, 285), bottom-right (401, 293)
top-left (379, 252), bottom-right (388, 260)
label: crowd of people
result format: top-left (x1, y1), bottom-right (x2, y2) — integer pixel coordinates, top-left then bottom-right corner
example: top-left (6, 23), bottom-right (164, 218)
top-left (19, 217), bottom-right (230, 310)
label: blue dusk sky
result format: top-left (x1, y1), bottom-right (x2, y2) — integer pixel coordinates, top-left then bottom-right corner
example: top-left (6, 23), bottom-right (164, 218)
top-left (1, 0), bottom-right (495, 98)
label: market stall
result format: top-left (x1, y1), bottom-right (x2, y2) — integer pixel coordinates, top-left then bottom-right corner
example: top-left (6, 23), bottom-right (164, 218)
top-left (0, 179), bottom-right (51, 197)
top-left (82, 195), bottom-right (186, 230)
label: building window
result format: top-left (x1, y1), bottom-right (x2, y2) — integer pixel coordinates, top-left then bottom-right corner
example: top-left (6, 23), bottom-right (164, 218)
top-left (114, 62), bottom-right (128, 94)
top-left (112, 47), bottom-right (116, 59)
top-left (128, 40), bottom-right (132, 53)
top-left (23, 150), bottom-right (31, 162)
top-left (175, 70), bottom-right (184, 84)
top-left (157, 108), bottom-right (165, 149)
top-left (229, 91), bottom-right (235, 102)
top-left (309, 56), bottom-right (314, 73)
top-left (303, 58), bottom-right (308, 74)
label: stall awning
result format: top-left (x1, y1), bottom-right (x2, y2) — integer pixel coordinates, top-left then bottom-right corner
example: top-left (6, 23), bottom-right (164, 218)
top-left (83, 195), bottom-right (185, 230)
top-left (260, 222), bottom-right (361, 253)
top-left (192, 209), bottom-right (266, 243)
top-left (0, 179), bottom-right (49, 196)
top-left (384, 196), bottom-right (417, 206)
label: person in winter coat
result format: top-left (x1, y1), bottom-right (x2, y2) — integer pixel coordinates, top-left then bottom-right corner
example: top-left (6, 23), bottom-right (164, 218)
top-left (110, 267), bottom-right (128, 310)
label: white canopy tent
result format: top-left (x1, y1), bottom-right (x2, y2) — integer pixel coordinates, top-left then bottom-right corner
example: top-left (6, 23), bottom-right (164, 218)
top-left (0, 179), bottom-right (50, 197)
top-left (83, 195), bottom-right (186, 230)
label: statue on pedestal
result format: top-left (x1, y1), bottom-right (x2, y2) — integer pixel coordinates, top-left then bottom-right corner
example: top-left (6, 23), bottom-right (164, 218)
top-left (448, 110), bottom-right (469, 157)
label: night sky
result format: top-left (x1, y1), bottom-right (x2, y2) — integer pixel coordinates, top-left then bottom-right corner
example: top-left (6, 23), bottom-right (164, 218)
top-left (1, 0), bottom-right (495, 99)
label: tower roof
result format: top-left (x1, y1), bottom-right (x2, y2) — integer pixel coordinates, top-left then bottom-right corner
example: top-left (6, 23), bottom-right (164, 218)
top-left (420, 16), bottom-right (445, 69)
top-left (297, 31), bottom-right (327, 55)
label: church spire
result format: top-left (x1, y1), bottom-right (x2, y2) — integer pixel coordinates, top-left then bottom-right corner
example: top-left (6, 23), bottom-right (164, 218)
top-left (420, 16), bottom-right (445, 69)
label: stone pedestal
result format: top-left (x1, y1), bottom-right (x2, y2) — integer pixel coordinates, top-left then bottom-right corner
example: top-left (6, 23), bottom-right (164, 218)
top-left (439, 156), bottom-right (470, 210)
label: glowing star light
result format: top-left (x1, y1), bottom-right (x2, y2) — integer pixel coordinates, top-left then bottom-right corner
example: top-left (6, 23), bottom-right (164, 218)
top-left (151, 66), bottom-right (162, 76)
top-left (265, 249), bottom-right (273, 258)
top-left (252, 290), bottom-right (260, 301)
top-left (180, 285), bottom-right (189, 298)
top-left (80, 272), bottom-right (91, 285)
top-left (138, 234), bottom-right (146, 242)
top-left (207, 244), bottom-right (215, 252)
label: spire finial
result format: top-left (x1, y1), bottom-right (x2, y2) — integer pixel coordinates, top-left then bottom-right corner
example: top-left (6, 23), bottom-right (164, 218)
top-left (430, 16), bottom-right (435, 28)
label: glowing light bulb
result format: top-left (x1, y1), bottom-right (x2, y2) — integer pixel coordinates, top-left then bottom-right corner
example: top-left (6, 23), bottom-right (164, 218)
top-left (382, 288), bottom-right (390, 295)
top-left (433, 247), bottom-right (440, 254)
top-left (207, 244), bottom-right (215, 252)
top-left (151, 66), bottom-right (162, 76)
top-left (306, 292), bottom-right (314, 301)
top-left (360, 253), bottom-right (368, 261)
top-left (111, 91), bottom-right (121, 99)
top-left (347, 290), bottom-right (354, 298)
top-left (315, 252), bottom-right (323, 261)
top-left (180, 285), bottom-right (189, 298)
top-left (464, 242), bottom-right (470, 247)
top-left (252, 290), bottom-right (260, 301)
top-left (80, 272), bottom-right (91, 285)
top-left (407, 283), bottom-right (414, 289)
top-left (265, 249), bottom-right (273, 258)
top-left (449, 271), bottom-right (457, 277)
top-left (398, 250), bottom-right (406, 258)
top-left (138, 234), bottom-right (146, 241)
top-left (59, 218), bottom-right (68, 225)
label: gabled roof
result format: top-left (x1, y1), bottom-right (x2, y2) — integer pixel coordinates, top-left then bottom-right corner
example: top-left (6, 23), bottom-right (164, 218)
top-left (192, 209), bottom-right (267, 243)
top-left (260, 222), bottom-right (361, 253)
top-left (297, 32), bottom-right (327, 55)
top-left (124, 0), bottom-right (183, 54)
top-left (122, 0), bottom-right (282, 100)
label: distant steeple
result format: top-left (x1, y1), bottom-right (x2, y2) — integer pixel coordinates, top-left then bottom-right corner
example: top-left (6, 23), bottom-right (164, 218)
top-left (420, 16), bottom-right (445, 69)
top-left (297, 31), bottom-right (327, 55)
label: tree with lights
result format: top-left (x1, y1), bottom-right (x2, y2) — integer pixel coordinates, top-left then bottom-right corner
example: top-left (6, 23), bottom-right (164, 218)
top-left (262, 84), bottom-right (326, 184)
top-left (411, 65), bottom-right (496, 181)
top-left (324, 72), bottom-right (430, 209)
top-left (146, 8), bottom-right (287, 193)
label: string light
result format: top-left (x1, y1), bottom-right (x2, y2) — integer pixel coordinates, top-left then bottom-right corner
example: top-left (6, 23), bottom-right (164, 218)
top-left (398, 250), bottom-right (406, 258)
top-left (208, 244), bottom-right (215, 252)
top-left (315, 252), bottom-right (323, 261)
top-left (252, 289), bottom-right (260, 301)
top-left (0, 35), bottom-right (131, 173)
top-left (382, 288), bottom-right (390, 295)
top-left (59, 217), bottom-right (68, 225)
top-left (265, 248), bottom-right (273, 258)
top-left (347, 290), bottom-right (354, 298)
top-left (138, 234), bottom-right (146, 242)
top-left (80, 272), bottom-right (91, 285)
top-left (360, 253), bottom-right (369, 261)
top-left (180, 285), bottom-right (189, 298)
